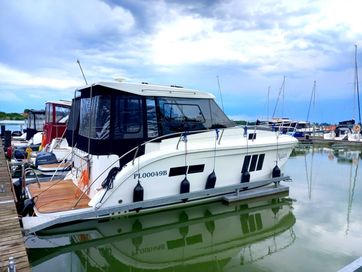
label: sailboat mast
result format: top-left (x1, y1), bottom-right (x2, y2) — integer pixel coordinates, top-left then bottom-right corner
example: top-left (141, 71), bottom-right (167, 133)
top-left (272, 76), bottom-right (286, 118)
top-left (267, 86), bottom-right (270, 120)
top-left (216, 75), bottom-right (225, 112)
top-left (306, 80), bottom-right (316, 122)
top-left (354, 44), bottom-right (361, 125)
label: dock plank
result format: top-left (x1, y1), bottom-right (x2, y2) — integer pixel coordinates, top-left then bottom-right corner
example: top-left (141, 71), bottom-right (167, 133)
top-left (0, 139), bottom-right (30, 272)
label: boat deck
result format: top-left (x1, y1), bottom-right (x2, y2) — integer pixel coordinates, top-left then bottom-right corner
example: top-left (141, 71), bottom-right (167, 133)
top-left (39, 162), bottom-right (72, 168)
top-left (28, 179), bottom-right (90, 213)
top-left (38, 162), bottom-right (71, 170)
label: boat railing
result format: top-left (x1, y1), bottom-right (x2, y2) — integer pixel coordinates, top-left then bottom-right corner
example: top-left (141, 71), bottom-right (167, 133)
top-left (74, 128), bottom-right (232, 208)
top-left (256, 120), bottom-right (298, 134)
top-left (74, 129), bottom-right (214, 207)
top-left (46, 148), bottom-right (74, 182)
top-left (71, 149), bottom-right (92, 178)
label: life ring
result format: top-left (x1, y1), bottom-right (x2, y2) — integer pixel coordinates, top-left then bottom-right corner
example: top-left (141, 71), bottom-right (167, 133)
top-left (353, 124), bottom-right (361, 133)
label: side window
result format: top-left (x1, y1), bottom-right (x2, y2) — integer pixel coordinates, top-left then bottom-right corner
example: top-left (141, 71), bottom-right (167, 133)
top-left (114, 97), bottom-right (143, 139)
top-left (79, 96), bottom-right (111, 140)
top-left (158, 98), bottom-right (207, 134)
top-left (94, 96), bottom-right (111, 139)
top-left (46, 104), bottom-right (52, 123)
top-left (209, 100), bottom-right (235, 128)
top-left (124, 98), bottom-right (142, 133)
top-left (163, 103), bottom-right (205, 122)
top-left (79, 97), bottom-right (91, 137)
top-left (55, 105), bottom-right (70, 123)
top-left (146, 98), bottom-right (159, 138)
top-left (36, 114), bottom-right (46, 129)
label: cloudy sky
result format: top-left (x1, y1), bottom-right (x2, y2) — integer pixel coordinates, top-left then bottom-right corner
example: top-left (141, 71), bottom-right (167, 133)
top-left (1, 0), bottom-right (362, 123)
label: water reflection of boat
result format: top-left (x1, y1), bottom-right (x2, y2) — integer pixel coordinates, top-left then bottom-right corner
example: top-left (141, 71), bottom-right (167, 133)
top-left (27, 197), bottom-right (296, 271)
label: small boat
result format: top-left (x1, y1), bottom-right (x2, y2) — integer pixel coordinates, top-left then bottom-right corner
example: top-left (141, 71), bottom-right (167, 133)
top-left (18, 82), bottom-right (298, 233)
top-left (34, 100), bottom-right (72, 174)
top-left (256, 117), bottom-right (321, 138)
top-left (9, 101), bottom-right (72, 179)
top-left (323, 120), bottom-right (354, 141)
top-left (11, 109), bottom-right (45, 149)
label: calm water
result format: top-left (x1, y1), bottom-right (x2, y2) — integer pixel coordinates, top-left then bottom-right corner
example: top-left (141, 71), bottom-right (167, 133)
top-left (26, 144), bottom-right (362, 271)
top-left (0, 121), bottom-right (26, 132)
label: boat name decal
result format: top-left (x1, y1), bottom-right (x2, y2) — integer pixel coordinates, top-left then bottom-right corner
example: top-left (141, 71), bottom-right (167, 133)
top-left (133, 170), bottom-right (168, 179)
top-left (132, 243), bottom-right (166, 256)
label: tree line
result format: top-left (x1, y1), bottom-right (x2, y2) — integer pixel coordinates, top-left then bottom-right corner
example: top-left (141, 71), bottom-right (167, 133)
top-left (0, 110), bottom-right (28, 120)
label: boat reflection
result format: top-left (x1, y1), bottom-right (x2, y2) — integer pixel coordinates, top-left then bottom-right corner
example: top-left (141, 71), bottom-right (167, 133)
top-left (27, 197), bottom-right (296, 271)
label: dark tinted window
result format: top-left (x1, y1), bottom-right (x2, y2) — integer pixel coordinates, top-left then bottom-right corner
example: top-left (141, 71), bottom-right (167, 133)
top-left (114, 96), bottom-right (143, 139)
top-left (146, 98), bottom-right (159, 138)
top-left (209, 100), bottom-right (235, 128)
top-left (157, 97), bottom-right (233, 134)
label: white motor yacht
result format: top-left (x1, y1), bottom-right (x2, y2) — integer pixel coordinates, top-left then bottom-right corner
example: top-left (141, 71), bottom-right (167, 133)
top-left (18, 82), bottom-right (298, 233)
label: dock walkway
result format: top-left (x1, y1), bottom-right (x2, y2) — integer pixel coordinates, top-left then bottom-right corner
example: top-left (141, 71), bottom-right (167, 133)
top-left (0, 140), bottom-right (30, 272)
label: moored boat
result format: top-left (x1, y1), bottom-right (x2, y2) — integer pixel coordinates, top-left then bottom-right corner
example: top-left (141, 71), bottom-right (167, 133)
top-left (18, 82), bottom-right (298, 233)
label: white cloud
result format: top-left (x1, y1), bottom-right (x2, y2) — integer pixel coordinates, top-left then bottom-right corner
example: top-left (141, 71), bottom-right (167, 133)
top-left (1, 0), bottom-right (362, 118)
top-left (0, 90), bottom-right (23, 102)
top-left (146, 0), bottom-right (362, 75)
top-left (0, 64), bottom-right (80, 89)
top-left (0, 0), bottom-right (135, 69)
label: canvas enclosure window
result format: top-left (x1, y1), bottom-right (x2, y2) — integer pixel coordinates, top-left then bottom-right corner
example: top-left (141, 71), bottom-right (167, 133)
top-left (79, 96), bottom-right (111, 139)
top-left (113, 96), bottom-right (143, 139)
top-left (146, 98), bottom-right (158, 138)
top-left (28, 112), bottom-right (45, 130)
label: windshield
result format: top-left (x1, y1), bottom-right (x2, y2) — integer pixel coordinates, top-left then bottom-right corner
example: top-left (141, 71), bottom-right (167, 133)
top-left (55, 105), bottom-right (70, 123)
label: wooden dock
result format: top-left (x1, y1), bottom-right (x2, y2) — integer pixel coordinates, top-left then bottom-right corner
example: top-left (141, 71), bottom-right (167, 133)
top-left (0, 140), bottom-right (30, 272)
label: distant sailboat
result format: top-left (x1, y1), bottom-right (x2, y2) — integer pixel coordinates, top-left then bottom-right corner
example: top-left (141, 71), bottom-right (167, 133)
top-left (348, 44), bottom-right (362, 141)
top-left (325, 45), bottom-right (362, 142)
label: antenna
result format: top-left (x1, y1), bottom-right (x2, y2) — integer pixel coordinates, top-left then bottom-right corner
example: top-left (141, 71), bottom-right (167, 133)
top-left (216, 75), bottom-right (224, 111)
top-left (77, 59), bottom-right (88, 85)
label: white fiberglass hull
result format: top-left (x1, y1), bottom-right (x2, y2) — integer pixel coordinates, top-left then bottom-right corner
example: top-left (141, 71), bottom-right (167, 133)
top-left (23, 128), bottom-right (297, 233)
top-left (89, 129), bottom-right (296, 208)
